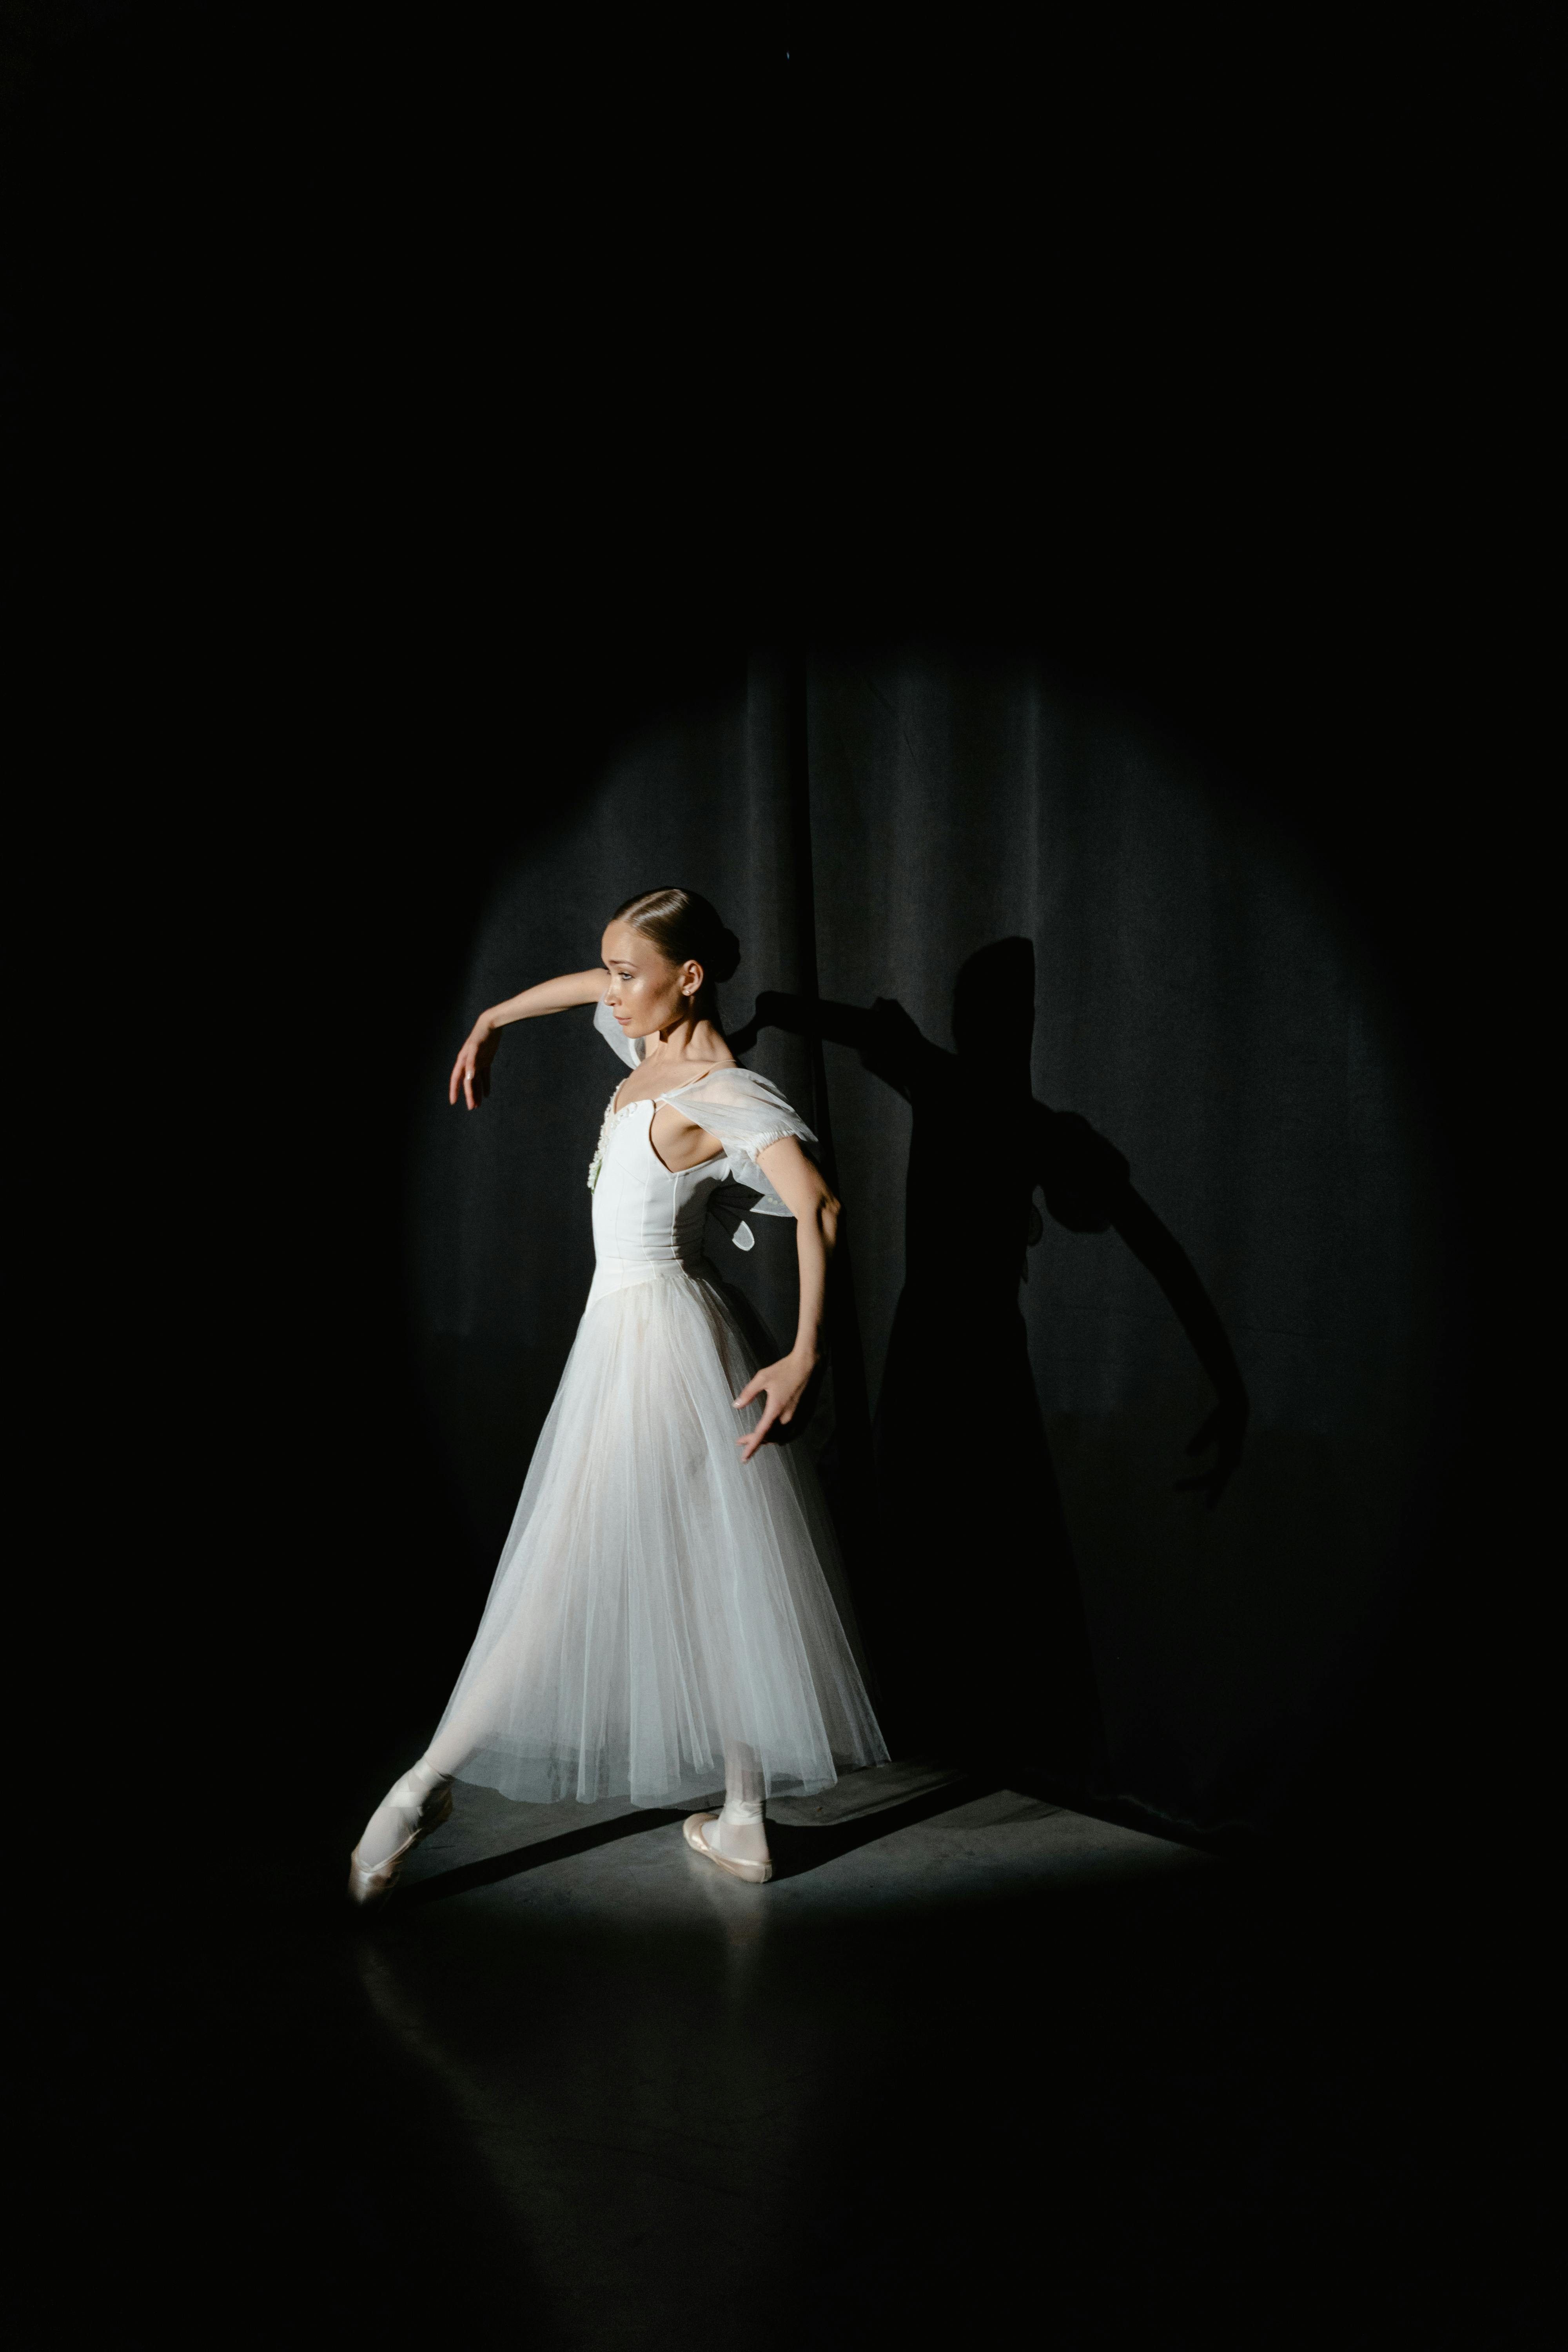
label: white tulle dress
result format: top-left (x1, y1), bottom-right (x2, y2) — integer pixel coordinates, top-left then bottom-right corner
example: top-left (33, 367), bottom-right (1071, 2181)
top-left (427, 998), bottom-right (889, 1810)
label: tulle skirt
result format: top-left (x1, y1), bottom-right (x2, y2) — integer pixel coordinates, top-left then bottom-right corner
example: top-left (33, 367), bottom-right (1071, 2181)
top-left (432, 1258), bottom-right (888, 1807)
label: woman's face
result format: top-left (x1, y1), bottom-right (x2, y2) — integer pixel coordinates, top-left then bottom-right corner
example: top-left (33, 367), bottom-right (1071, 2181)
top-left (600, 920), bottom-right (701, 1039)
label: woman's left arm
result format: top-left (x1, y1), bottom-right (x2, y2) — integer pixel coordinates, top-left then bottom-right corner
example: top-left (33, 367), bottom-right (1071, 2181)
top-left (731, 1137), bottom-right (840, 1464)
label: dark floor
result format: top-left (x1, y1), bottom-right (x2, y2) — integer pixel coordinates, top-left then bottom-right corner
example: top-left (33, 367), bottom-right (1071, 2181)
top-left (36, 1753), bottom-right (1552, 2349)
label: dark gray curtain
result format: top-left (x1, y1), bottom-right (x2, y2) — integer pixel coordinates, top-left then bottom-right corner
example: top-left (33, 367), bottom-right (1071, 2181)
top-left (10, 6), bottom-right (1497, 1899)
top-left (13, 19), bottom-right (1530, 2341)
top-left (408, 648), bottom-right (1434, 1838)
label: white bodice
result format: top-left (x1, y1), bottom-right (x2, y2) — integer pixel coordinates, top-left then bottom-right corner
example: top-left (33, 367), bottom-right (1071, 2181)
top-left (587, 1098), bottom-right (732, 1302)
top-left (583, 997), bottom-right (818, 1308)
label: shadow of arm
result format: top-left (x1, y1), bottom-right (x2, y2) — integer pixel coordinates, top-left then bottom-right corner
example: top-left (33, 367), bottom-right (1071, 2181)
top-left (729, 991), bottom-right (881, 1058)
top-left (1109, 1187), bottom-right (1250, 1507)
top-left (731, 993), bottom-right (934, 1107)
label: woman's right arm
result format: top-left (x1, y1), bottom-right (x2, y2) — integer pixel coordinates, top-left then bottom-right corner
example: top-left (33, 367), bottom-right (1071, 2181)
top-left (449, 969), bottom-right (604, 1109)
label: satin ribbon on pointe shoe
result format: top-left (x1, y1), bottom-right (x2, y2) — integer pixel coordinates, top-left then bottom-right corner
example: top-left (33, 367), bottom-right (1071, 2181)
top-left (682, 1811), bottom-right (773, 1884)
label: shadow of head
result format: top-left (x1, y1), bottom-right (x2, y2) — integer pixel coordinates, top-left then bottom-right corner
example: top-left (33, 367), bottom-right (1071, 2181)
top-left (951, 937), bottom-right (1034, 1079)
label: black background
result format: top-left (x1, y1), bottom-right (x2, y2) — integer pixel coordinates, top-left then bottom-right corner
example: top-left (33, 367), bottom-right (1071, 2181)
top-left (6, 7), bottom-right (1552, 2337)
top-left (9, 2), bottom-right (1541, 1832)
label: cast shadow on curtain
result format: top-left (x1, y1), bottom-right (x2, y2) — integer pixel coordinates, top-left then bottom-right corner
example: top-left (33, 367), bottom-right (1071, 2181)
top-left (728, 938), bottom-right (1249, 1811)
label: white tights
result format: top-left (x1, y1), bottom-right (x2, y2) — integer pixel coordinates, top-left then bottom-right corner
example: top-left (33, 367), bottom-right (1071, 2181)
top-left (354, 1757), bottom-right (452, 1872)
top-left (354, 1741), bottom-right (770, 1872)
top-left (703, 1742), bottom-right (769, 1865)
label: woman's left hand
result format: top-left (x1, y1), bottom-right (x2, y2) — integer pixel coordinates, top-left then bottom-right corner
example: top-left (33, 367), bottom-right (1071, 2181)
top-left (733, 1353), bottom-right (816, 1462)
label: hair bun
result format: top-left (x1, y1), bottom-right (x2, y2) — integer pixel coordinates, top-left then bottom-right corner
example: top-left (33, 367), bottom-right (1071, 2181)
top-left (610, 886), bottom-right (742, 993)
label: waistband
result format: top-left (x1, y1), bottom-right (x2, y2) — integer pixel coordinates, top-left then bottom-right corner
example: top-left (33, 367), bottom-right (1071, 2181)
top-left (584, 1254), bottom-right (715, 1308)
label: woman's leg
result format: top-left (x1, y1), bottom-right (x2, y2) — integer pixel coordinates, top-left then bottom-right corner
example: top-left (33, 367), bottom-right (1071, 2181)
top-left (351, 1638), bottom-right (517, 1869)
top-left (703, 1740), bottom-right (769, 1865)
top-left (353, 1755), bottom-right (454, 1872)
top-left (351, 1671), bottom-right (500, 1871)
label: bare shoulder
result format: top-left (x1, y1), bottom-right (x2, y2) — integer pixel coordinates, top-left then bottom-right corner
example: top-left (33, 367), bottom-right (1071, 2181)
top-left (687, 1044), bottom-right (740, 1080)
top-left (664, 1048), bottom-right (738, 1112)
top-left (617, 1046), bottom-right (735, 1111)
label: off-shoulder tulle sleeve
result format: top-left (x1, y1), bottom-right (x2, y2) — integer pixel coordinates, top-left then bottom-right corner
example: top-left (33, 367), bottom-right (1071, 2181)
top-left (662, 1066), bottom-right (817, 1222)
top-left (593, 994), bottom-right (644, 1070)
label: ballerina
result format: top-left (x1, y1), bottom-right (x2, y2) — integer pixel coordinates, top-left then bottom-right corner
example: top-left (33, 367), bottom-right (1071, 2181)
top-left (348, 887), bottom-right (887, 1904)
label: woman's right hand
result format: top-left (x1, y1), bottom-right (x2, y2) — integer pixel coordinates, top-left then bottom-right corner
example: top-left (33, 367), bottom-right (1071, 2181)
top-left (450, 1019), bottom-right (501, 1109)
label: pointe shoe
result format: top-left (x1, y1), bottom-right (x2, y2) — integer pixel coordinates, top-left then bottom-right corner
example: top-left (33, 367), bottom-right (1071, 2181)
top-left (347, 1775), bottom-right (454, 1909)
top-left (682, 1811), bottom-right (773, 1884)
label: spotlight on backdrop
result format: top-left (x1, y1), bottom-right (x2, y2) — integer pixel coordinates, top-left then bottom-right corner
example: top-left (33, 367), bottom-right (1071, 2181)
top-left (400, 645), bottom-right (1439, 1843)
